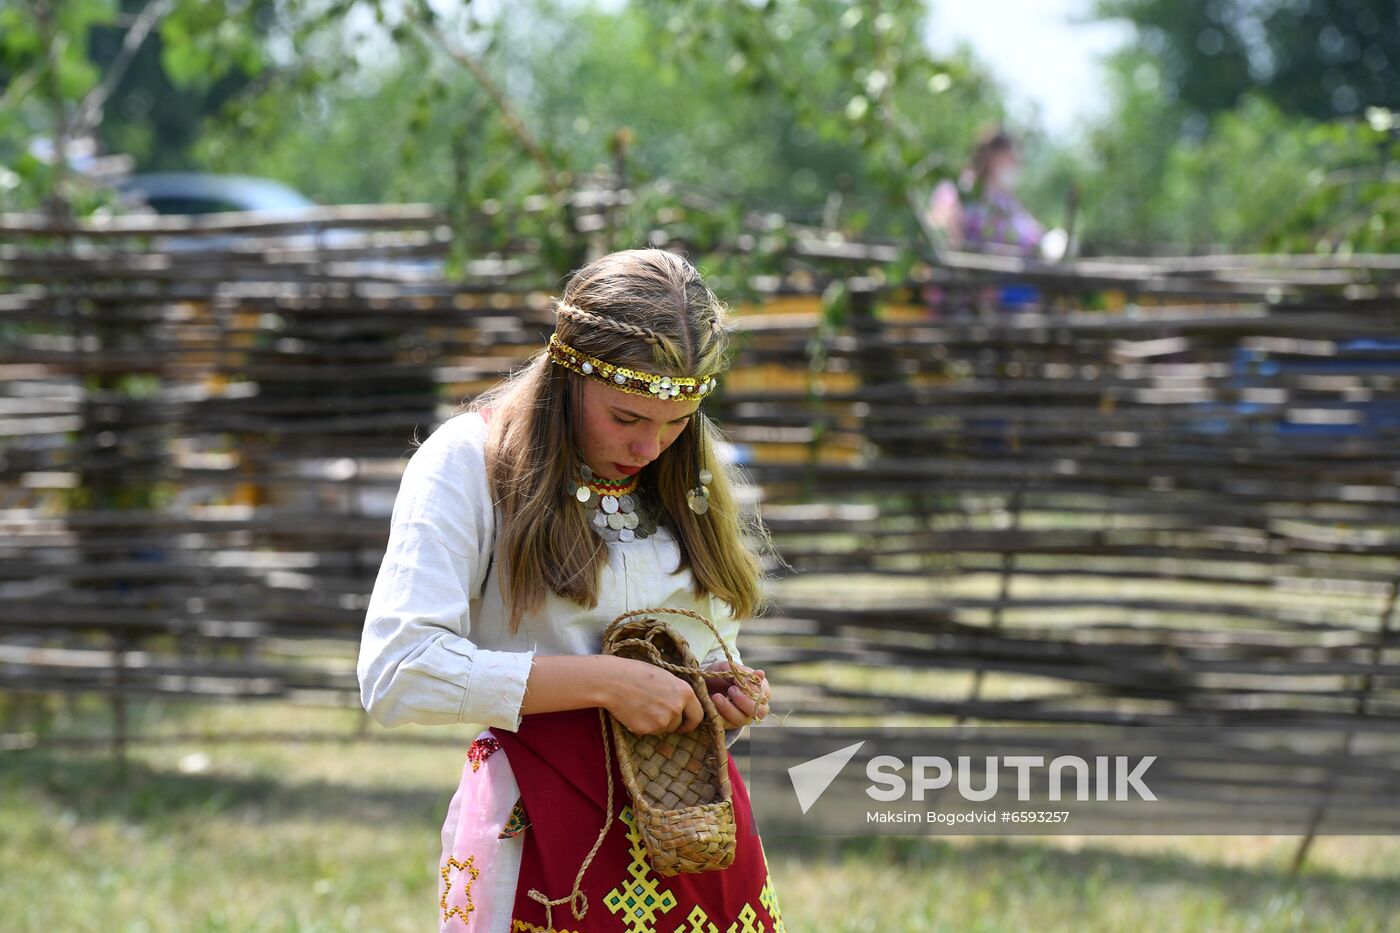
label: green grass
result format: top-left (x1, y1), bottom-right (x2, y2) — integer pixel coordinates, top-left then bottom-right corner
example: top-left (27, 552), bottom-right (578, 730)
top-left (4, 699), bottom-right (1400, 932)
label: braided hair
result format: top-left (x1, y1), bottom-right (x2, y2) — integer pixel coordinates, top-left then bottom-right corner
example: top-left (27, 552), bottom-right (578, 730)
top-left (549, 248), bottom-right (730, 381)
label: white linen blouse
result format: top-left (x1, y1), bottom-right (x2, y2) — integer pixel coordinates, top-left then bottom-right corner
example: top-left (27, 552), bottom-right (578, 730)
top-left (356, 410), bottom-right (746, 739)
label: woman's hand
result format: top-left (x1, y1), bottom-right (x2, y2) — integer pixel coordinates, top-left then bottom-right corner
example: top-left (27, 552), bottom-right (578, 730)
top-left (601, 656), bottom-right (705, 735)
top-left (701, 660), bottom-right (771, 729)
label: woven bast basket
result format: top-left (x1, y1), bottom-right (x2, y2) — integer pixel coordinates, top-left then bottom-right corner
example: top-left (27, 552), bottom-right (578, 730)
top-left (601, 606), bottom-right (763, 877)
top-left (520, 606), bottom-right (766, 929)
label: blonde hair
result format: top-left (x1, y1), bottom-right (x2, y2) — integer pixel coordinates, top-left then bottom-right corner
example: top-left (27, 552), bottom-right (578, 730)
top-left (462, 248), bottom-right (780, 634)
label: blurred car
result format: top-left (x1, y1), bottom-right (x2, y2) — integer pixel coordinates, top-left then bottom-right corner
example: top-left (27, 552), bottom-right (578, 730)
top-left (116, 172), bottom-right (319, 216)
top-left (115, 172), bottom-right (442, 278)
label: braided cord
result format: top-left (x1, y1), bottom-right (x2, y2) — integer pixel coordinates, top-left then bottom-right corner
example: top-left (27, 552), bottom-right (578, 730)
top-left (526, 707), bottom-right (618, 927)
top-left (608, 606), bottom-right (763, 704)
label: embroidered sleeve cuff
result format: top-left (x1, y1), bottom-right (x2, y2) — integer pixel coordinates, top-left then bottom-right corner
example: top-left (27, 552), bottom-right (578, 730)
top-left (462, 647), bottom-right (536, 732)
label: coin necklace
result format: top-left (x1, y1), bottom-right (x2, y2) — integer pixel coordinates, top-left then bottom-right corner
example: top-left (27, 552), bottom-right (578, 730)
top-left (570, 460), bottom-right (658, 543)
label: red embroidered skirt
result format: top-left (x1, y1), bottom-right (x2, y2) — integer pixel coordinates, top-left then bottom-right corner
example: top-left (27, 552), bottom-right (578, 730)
top-left (438, 708), bottom-right (786, 932)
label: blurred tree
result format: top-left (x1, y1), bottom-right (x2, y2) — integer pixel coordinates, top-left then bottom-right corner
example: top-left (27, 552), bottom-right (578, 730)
top-left (1263, 0), bottom-right (1399, 118)
top-left (1061, 54), bottom-right (1398, 254)
top-left (0, 0), bottom-right (281, 212)
top-left (184, 0), bottom-right (1016, 286)
top-left (1096, 0), bottom-right (1399, 119)
top-left (5, 0), bottom-right (1030, 274)
top-left (190, 1), bottom-right (1007, 234)
top-left (640, 0), bottom-right (1007, 245)
top-left (1068, 2), bottom-right (1400, 255)
top-left (87, 0), bottom-right (267, 171)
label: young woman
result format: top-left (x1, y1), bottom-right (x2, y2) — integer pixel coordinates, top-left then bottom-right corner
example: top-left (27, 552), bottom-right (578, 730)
top-left (357, 248), bottom-right (786, 932)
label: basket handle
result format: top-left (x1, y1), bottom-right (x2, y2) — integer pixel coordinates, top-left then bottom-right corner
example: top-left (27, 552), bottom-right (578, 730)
top-left (607, 606), bottom-right (764, 704)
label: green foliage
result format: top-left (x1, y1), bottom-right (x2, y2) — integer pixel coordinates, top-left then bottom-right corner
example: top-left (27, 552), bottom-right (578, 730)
top-left (0, 0), bottom-right (113, 210)
top-left (1066, 15), bottom-right (1400, 255)
top-left (1095, 0), bottom-right (1400, 120)
top-left (19, 0), bottom-right (1394, 259)
top-left (1262, 108), bottom-right (1399, 255)
top-left (2, 0), bottom-right (1026, 272)
top-left (639, 0), bottom-right (1005, 235)
top-left (185, 0), bottom-right (1006, 237)
top-left (158, 1), bottom-right (266, 86)
top-left (1093, 0), bottom-right (1255, 114)
top-left (175, 0), bottom-right (1016, 284)
top-left (0, 0), bottom-right (408, 206)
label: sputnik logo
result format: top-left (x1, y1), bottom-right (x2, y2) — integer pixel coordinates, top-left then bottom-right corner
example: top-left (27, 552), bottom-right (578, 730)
top-left (787, 741), bottom-right (865, 814)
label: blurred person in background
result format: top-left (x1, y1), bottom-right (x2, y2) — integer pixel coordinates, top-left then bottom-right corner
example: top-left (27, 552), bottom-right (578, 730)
top-left (928, 127), bottom-right (1047, 257)
top-left (925, 127), bottom-right (1063, 315)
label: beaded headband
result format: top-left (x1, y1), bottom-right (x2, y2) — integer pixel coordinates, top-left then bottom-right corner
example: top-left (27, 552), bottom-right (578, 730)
top-left (546, 332), bottom-right (721, 401)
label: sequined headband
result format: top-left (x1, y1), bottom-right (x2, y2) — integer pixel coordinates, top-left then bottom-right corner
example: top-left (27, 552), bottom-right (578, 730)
top-left (546, 332), bottom-right (721, 400)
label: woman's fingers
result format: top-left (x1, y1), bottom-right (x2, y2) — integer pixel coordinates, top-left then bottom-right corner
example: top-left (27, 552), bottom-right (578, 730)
top-left (703, 665), bottom-right (767, 697)
top-left (696, 662), bottom-right (772, 727)
top-left (734, 680), bottom-right (770, 711)
top-left (701, 660), bottom-right (735, 695)
top-left (710, 683), bottom-right (767, 726)
top-left (731, 673), bottom-right (770, 707)
top-left (627, 661), bottom-right (772, 734)
top-left (683, 689), bottom-right (704, 732)
top-left (709, 692), bottom-right (741, 726)
top-left (607, 663), bottom-right (721, 735)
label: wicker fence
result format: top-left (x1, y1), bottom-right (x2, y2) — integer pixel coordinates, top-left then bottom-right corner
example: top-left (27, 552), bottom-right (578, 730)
top-left (4, 200), bottom-right (1400, 758)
